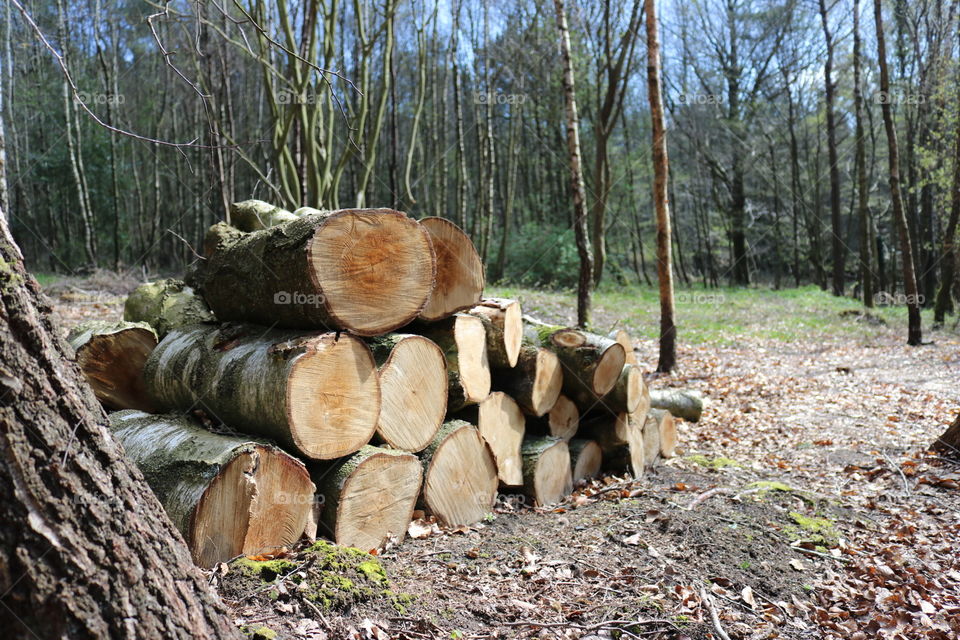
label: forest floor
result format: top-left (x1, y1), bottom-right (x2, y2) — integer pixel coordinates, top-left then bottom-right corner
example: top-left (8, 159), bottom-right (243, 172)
top-left (44, 273), bottom-right (960, 640)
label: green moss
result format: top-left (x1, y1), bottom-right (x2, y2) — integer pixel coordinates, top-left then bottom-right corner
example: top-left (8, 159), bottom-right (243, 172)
top-left (240, 624), bottom-right (277, 640)
top-left (747, 481), bottom-right (794, 494)
top-left (686, 454), bottom-right (741, 470)
top-left (784, 512), bottom-right (840, 548)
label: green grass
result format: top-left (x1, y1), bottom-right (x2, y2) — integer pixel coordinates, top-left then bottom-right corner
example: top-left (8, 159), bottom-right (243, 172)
top-left (488, 283), bottom-right (958, 345)
top-left (31, 272), bottom-right (60, 287)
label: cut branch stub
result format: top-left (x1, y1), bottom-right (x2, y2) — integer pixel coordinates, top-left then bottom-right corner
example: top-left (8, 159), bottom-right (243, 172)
top-left (144, 324), bottom-right (380, 460)
top-left (568, 439), bottom-right (603, 482)
top-left (123, 279), bottom-right (215, 338)
top-left (414, 313), bottom-right (491, 411)
top-left (524, 317), bottom-right (626, 398)
top-left (521, 437), bottom-right (573, 507)
top-left (467, 298), bottom-right (522, 368)
top-left (493, 344), bottom-right (562, 417)
top-left (196, 209), bottom-right (436, 336)
top-left (418, 217), bottom-right (485, 321)
top-left (457, 392), bottom-right (526, 486)
top-left (68, 321), bottom-right (158, 411)
top-left (314, 445), bottom-right (422, 552)
top-left (366, 334), bottom-right (448, 452)
top-left (419, 420), bottom-right (498, 526)
top-left (109, 410), bottom-right (315, 568)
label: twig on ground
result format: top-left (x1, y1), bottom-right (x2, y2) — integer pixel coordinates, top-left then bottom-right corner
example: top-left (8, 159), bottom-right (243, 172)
top-left (699, 588), bottom-right (733, 640)
top-left (688, 487), bottom-right (734, 510)
top-left (881, 450), bottom-right (912, 497)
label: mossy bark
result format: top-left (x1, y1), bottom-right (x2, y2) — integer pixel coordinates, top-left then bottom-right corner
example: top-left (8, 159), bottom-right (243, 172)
top-left (230, 199), bottom-right (299, 231)
top-left (123, 278), bottom-right (215, 338)
top-left (649, 388), bottom-right (703, 422)
top-left (523, 316), bottom-right (624, 397)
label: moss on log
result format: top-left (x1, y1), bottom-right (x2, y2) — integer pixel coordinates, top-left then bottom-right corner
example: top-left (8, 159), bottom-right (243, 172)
top-left (523, 317), bottom-right (626, 398)
top-left (649, 388), bottom-right (704, 422)
top-left (230, 199), bottom-right (299, 231)
top-left (123, 278), bottom-right (215, 338)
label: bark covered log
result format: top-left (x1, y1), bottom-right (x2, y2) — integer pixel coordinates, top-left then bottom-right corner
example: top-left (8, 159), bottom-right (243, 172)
top-left (467, 297), bottom-right (522, 368)
top-left (314, 445), bottom-right (422, 552)
top-left (123, 278), bottom-right (215, 338)
top-left (413, 313), bottom-right (490, 411)
top-left (648, 407), bottom-right (677, 458)
top-left (366, 334), bottom-right (447, 451)
top-left (521, 437), bottom-right (573, 507)
top-left (649, 388), bottom-right (703, 422)
top-left (110, 410), bottom-right (315, 567)
top-left (493, 343), bottom-right (562, 417)
top-left (524, 317), bottom-right (626, 398)
top-left (144, 324), bottom-right (380, 460)
top-left (419, 420), bottom-right (498, 526)
top-left (457, 391), bottom-right (525, 486)
top-left (229, 199), bottom-right (299, 231)
top-left (0, 209), bottom-right (239, 639)
top-left (418, 217), bottom-right (485, 321)
top-left (194, 209), bottom-right (436, 336)
top-left (67, 320), bottom-right (157, 411)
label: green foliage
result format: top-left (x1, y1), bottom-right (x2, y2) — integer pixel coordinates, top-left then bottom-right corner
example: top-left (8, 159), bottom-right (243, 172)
top-left (496, 223), bottom-right (582, 289)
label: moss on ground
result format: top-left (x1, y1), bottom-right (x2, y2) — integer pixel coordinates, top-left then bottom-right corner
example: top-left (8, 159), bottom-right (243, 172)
top-left (222, 540), bottom-right (413, 613)
top-left (747, 481), bottom-right (794, 494)
top-left (783, 512), bottom-right (840, 550)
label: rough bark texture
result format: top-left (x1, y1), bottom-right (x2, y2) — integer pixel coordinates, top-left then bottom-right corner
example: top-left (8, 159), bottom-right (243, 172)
top-left (467, 297), bottom-right (522, 368)
top-left (525, 318), bottom-right (626, 398)
top-left (67, 320), bottom-right (158, 411)
top-left (418, 217), bottom-right (485, 321)
top-left (493, 343), bottom-right (562, 417)
top-left (932, 414), bottom-right (960, 457)
top-left (313, 445), bottom-right (422, 552)
top-left (366, 333), bottom-right (447, 452)
top-left (0, 210), bottom-right (239, 639)
top-left (123, 278), bottom-right (215, 338)
top-left (229, 199), bottom-right (299, 231)
top-left (520, 436), bottom-right (573, 507)
top-left (649, 388), bottom-right (703, 423)
top-left (193, 209), bottom-right (436, 336)
top-left (110, 410), bottom-right (314, 567)
top-left (419, 420), bottom-right (498, 526)
top-left (144, 324), bottom-right (380, 459)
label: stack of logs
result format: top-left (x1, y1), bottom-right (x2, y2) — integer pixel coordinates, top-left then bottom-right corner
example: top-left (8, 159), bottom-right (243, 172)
top-left (67, 200), bottom-right (703, 568)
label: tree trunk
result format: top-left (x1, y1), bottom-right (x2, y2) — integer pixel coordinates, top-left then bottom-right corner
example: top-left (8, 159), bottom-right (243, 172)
top-left (819, 0), bottom-right (845, 297)
top-left (419, 420), bottom-right (498, 526)
top-left (366, 334), bottom-right (448, 452)
top-left (314, 445), bottom-right (422, 552)
top-left (417, 217), bottom-right (484, 322)
top-left (874, 0), bottom-right (923, 345)
top-left (467, 297), bottom-right (523, 368)
top-left (648, 388), bottom-right (704, 422)
top-left (521, 437), bottom-right (573, 507)
top-left (67, 320), bottom-right (158, 412)
top-left (144, 324), bottom-right (380, 460)
top-left (933, 73), bottom-right (960, 324)
top-left (413, 313), bottom-right (491, 412)
top-left (492, 343), bottom-right (563, 417)
top-left (853, 0), bottom-right (875, 308)
top-left (645, 0), bottom-right (678, 372)
top-left (0, 208), bottom-right (239, 638)
top-left (457, 391), bottom-right (525, 486)
top-left (123, 278), bottom-right (215, 338)
top-left (554, 0), bottom-right (594, 328)
top-left (193, 210), bottom-right (435, 336)
top-left (110, 410), bottom-right (315, 568)
top-left (931, 414), bottom-right (960, 457)
top-left (568, 439), bottom-right (603, 482)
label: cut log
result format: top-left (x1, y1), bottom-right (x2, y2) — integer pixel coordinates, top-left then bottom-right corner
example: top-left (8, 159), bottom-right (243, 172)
top-left (642, 412), bottom-right (663, 467)
top-left (932, 414), bottom-right (960, 457)
top-left (144, 324), bottom-right (380, 460)
top-left (467, 298), bottom-right (522, 368)
top-left (524, 317), bottom-right (626, 398)
top-left (67, 321), bottom-right (158, 411)
top-left (568, 439), bottom-right (602, 482)
top-left (527, 393), bottom-right (579, 441)
top-left (457, 392), bottom-right (525, 486)
top-left (414, 313), bottom-right (490, 411)
top-left (493, 344), bottom-right (562, 416)
top-left (649, 388), bottom-right (704, 422)
top-left (314, 445), bottom-right (422, 552)
top-left (366, 334), bottom-right (447, 451)
top-left (418, 217), bottom-right (485, 321)
top-left (419, 420), bottom-right (498, 526)
top-left (649, 407), bottom-right (677, 458)
top-left (194, 209), bottom-right (436, 336)
top-left (109, 410), bottom-right (315, 568)
top-left (580, 412), bottom-right (645, 478)
top-left (123, 278), bottom-right (215, 338)
top-left (609, 328), bottom-right (639, 366)
top-left (229, 199), bottom-right (299, 231)
top-left (521, 437), bottom-right (573, 506)
top-left (577, 363), bottom-right (649, 415)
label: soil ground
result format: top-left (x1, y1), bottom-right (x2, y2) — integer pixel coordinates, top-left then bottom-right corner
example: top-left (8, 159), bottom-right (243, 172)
top-left (46, 274), bottom-right (960, 639)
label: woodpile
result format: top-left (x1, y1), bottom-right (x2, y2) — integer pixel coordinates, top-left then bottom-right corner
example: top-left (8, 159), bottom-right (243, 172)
top-left (69, 201), bottom-right (697, 565)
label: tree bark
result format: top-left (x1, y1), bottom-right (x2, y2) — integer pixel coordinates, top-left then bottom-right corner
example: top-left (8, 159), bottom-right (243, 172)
top-left (0, 207), bottom-right (239, 638)
top-left (819, 0), bottom-right (845, 297)
top-left (853, 0), bottom-right (875, 308)
top-left (123, 278), bottom-right (215, 339)
top-left (933, 67), bottom-right (960, 324)
top-left (932, 414), bottom-right (960, 457)
top-left (648, 388), bottom-right (703, 422)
